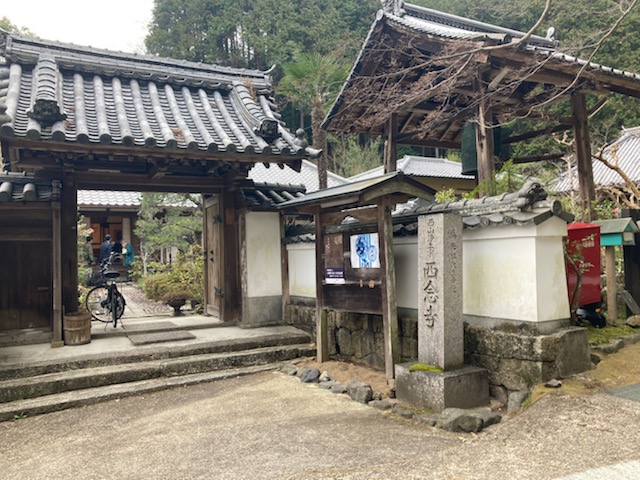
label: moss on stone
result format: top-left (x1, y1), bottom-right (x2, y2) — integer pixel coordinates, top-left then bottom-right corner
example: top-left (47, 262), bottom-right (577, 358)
top-left (409, 363), bottom-right (444, 373)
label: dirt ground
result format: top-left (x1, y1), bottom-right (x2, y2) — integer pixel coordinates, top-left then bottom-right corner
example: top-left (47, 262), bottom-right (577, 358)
top-left (298, 359), bottom-right (392, 397)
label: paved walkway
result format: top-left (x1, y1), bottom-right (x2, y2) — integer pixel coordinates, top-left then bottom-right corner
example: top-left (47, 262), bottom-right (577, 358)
top-left (0, 283), bottom-right (308, 368)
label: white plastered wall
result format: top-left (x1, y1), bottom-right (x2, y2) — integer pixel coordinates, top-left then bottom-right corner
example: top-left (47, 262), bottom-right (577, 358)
top-left (245, 211), bottom-right (282, 297)
top-left (463, 217), bottom-right (570, 323)
top-left (285, 216), bottom-right (571, 328)
top-left (287, 243), bottom-right (316, 298)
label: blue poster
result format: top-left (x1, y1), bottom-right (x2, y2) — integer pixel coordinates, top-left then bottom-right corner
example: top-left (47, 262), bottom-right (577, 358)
top-left (350, 233), bottom-right (380, 268)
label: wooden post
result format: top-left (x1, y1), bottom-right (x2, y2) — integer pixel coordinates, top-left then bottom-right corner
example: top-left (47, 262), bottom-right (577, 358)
top-left (314, 208), bottom-right (328, 362)
top-left (281, 214), bottom-right (290, 320)
top-left (571, 92), bottom-right (596, 221)
top-left (384, 114), bottom-right (398, 174)
top-left (476, 101), bottom-right (495, 195)
top-left (51, 195), bottom-right (63, 346)
top-left (378, 201), bottom-right (400, 382)
top-left (61, 174), bottom-right (78, 315)
top-left (623, 210), bottom-right (640, 315)
top-left (605, 245), bottom-right (618, 325)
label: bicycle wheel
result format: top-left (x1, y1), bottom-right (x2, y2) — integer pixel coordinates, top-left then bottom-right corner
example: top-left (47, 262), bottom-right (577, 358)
top-left (86, 285), bottom-right (126, 323)
top-left (85, 285), bottom-right (111, 322)
top-left (111, 290), bottom-right (126, 328)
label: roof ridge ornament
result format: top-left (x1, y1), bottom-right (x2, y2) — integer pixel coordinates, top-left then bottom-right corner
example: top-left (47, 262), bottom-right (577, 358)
top-left (381, 0), bottom-right (405, 17)
top-left (26, 53), bottom-right (67, 128)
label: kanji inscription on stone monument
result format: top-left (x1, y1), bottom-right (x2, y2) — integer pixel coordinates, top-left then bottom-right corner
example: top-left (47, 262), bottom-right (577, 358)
top-left (417, 213), bottom-right (463, 370)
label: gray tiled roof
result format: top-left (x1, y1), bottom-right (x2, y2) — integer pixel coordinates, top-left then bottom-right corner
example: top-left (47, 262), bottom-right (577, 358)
top-left (0, 32), bottom-right (318, 159)
top-left (284, 179), bottom-right (571, 242)
top-left (240, 183), bottom-right (306, 210)
top-left (388, 3), bottom-right (554, 46)
top-left (77, 190), bottom-right (142, 208)
top-left (0, 171), bottom-right (59, 202)
top-left (554, 126), bottom-right (640, 192)
top-left (249, 160), bottom-right (347, 193)
top-left (349, 156), bottom-right (473, 182)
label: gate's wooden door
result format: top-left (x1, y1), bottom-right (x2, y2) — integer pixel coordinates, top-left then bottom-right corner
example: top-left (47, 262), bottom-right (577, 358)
top-left (0, 241), bottom-right (52, 331)
top-left (204, 195), bottom-right (223, 319)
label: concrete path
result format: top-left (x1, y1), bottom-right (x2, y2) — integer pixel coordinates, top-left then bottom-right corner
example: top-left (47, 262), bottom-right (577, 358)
top-left (1, 371), bottom-right (640, 480)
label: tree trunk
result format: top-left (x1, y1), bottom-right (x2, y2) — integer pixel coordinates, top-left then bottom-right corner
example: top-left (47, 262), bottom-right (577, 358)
top-left (312, 102), bottom-right (327, 189)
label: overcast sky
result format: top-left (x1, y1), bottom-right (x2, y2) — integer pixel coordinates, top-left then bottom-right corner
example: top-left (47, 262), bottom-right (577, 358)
top-left (2, 0), bottom-right (155, 53)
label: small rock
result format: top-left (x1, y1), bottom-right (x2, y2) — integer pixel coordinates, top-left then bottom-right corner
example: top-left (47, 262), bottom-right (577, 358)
top-left (279, 364), bottom-right (298, 376)
top-left (347, 381), bottom-right (373, 404)
top-left (438, 409), bottom-right (483, 433)
top-left (372, 391), bottom-right (383, 401)
top-left (590, 353), bottom-right (602, 365)
top-left (392, 405), bottom-right (415, 419)
top-left (593, 339), bottom-right (624, 355)
top-left (626, 315), bottom-right (640, 328)
top-left (387, 387), bottom-right (396, 399)
top-left (415, 414), bottom-right (438, 427)
top-left (474, 410), bottom-right (502, 428)
top-left (318, 381), bottom-right (339, 390)
top-left (319, 371), bottom-right (333, 382)
top-left (299, 368), bottom-right (321, 383)
top-left (369, 400), bottom-right (394, 410)
top-left (545, 379), bottom-right (562, 389)
top-left (489, 385), bottom-right (508, 406)
top-left (507, 390), bottom-right (530, 413)
top-left (330, 384), bottom-right (347, 394)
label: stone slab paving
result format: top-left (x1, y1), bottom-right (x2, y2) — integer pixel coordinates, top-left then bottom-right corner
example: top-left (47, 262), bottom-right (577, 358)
top-left (609, 383), bottom-right (640, 403)
top-left (127, 330), bottom-right (197, 346)
top-left (122, 321), bottom-right (178, 332)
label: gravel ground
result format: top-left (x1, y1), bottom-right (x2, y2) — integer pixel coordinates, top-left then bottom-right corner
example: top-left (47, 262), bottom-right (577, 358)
top-left (1, 367), bottom-right (639, 479)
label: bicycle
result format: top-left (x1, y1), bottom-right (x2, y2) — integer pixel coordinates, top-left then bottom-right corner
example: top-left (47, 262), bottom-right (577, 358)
top-left (85, 252), bottom-right (127, 328)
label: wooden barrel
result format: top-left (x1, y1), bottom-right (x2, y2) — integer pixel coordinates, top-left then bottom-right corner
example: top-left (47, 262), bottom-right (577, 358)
top-left (63, 312), bottom-right (92, 345)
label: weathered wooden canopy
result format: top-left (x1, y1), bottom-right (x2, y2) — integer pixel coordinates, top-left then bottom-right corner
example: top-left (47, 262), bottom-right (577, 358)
top-left (324, 1), bottom-right (640, 145)
top-left (323, 1), bottom-right (640, 212)
top-left (279, 172), bottom-right (435, 381)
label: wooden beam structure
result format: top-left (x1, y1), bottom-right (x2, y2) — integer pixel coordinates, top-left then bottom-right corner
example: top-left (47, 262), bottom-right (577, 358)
top-left (378, 200), bottom-right (400, 382)
top-left (51, 192), bottom-right (63, 346)
top-left (475, 79), bottom-right (495, 195)
top-left (571, 92), bottom-right (596, 221)
top-left (279, 172), bottom-right (434, 382)
top-left (314, 207), bottom-right (329, 363)
top-left (384, 114), bottom-right (398, 174)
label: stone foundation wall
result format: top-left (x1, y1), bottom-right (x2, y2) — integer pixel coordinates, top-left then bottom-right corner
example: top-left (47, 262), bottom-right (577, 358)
top-left (284, 304), bottom-right (417, 369)
top-left (464, 324), bottom-right (592, 400)
top-left (285, 304), bottom-right (591, 394)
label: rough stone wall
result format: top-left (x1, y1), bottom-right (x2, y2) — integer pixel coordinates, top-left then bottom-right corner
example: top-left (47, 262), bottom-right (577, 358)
top-left (464, 324), bottom-right (592, 393)
top-left (284, 304), bottom-right (418, 369)
top-left (284, 305), bottom-right (591, 390)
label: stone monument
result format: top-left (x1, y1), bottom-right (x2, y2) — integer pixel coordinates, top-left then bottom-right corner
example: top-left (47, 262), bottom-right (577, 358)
top-left (395, 213), bottom-right (489, 412)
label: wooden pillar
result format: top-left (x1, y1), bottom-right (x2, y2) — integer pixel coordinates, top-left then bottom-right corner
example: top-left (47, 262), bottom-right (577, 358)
top-left (384, 114), bottom-right (398, 174)
top-left (378, 201), bottom-right (400, 382)
top-left (571, 92), bottom-right (596, 221)
top-left (475, 96), bottom-right (495, 195)
top-left (314, 208), bottom-right (328, 363)
top-left (61, 174), bottom-right (78, 315)
top-left (605, 245), bottom-right (618, 325)
top-left (623, 209), bottom-right (640, 314)
top-left (223, 190), bottom-right (240, 321)
top-left (281, 216), bottom-right (290, 320)
top-left (51, 191), bottom-right (63, 346)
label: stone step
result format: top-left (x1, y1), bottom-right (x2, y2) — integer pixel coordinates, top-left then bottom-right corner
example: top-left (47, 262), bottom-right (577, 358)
top-left (0, 329), bottom-right (312, 381)
top-left (0, 343), bottom-right (314, 404)
top-left (0, 364), bottom-right (281, 422)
